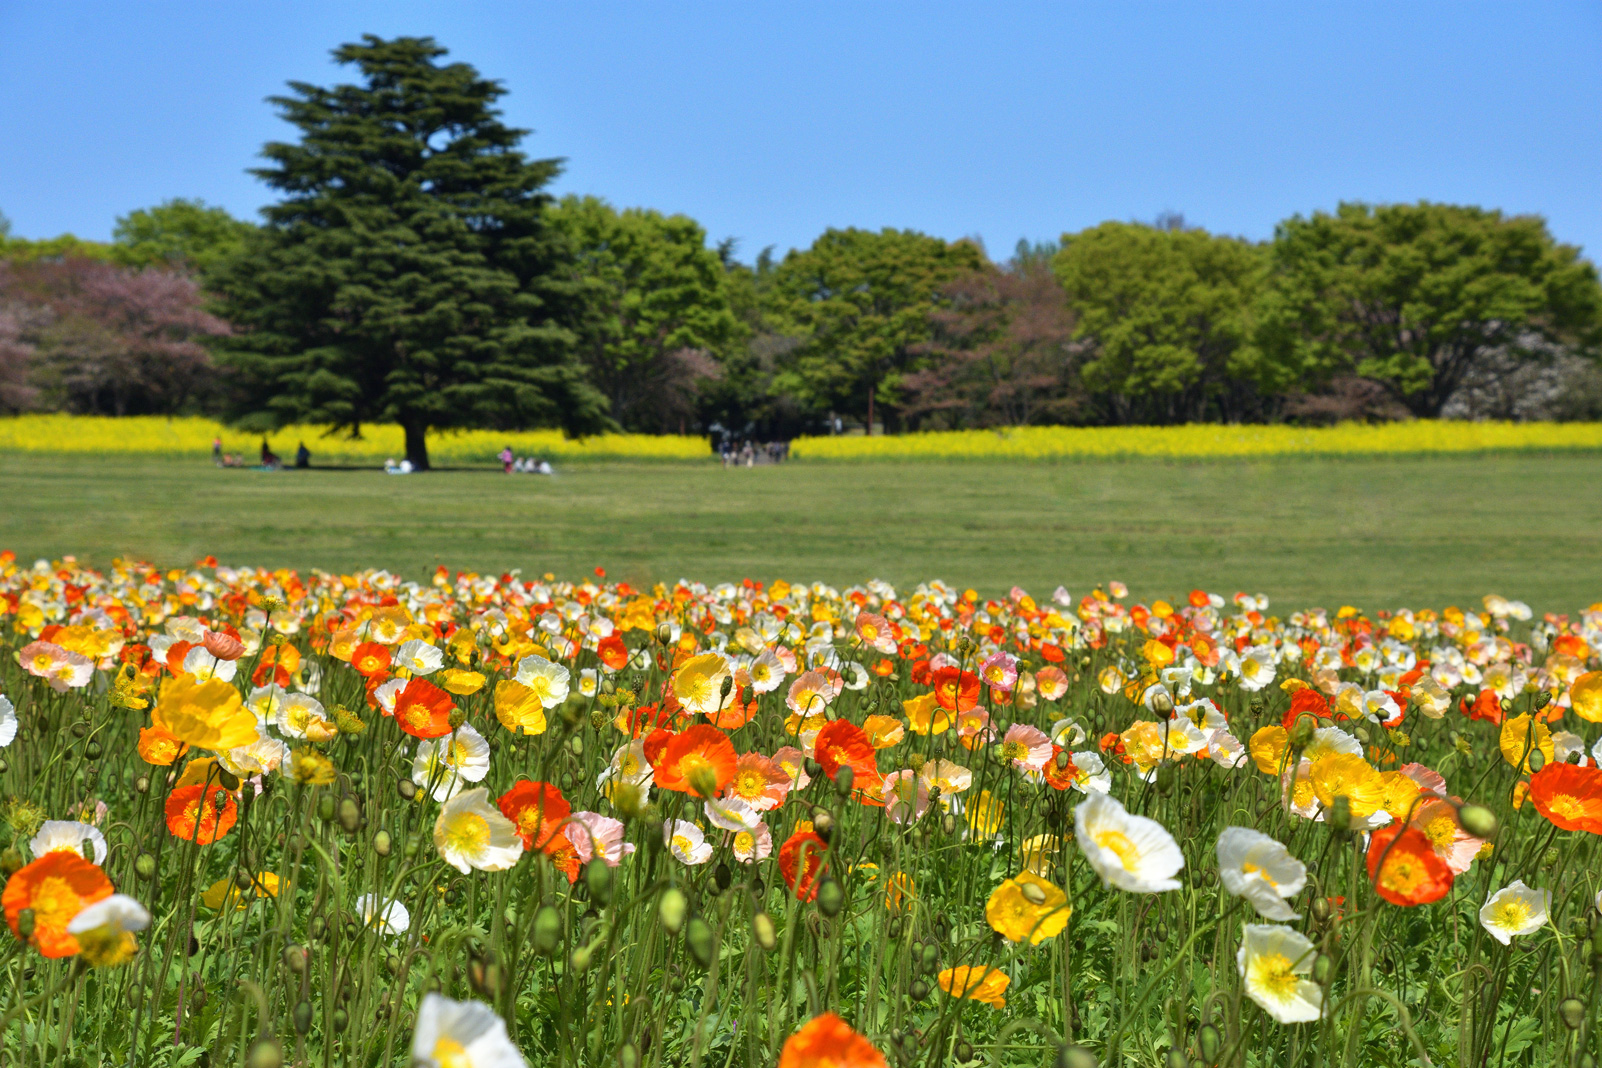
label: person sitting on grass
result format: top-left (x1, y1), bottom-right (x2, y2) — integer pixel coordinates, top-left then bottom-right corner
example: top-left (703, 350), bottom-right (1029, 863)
top-left (260, 439), bottom-right (281, 469)
top-left (295, 442), bottom-right (310, 469)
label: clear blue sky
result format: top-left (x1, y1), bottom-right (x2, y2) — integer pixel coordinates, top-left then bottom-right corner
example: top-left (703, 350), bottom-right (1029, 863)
top-left (1, 1), bottom-right (1598, 263)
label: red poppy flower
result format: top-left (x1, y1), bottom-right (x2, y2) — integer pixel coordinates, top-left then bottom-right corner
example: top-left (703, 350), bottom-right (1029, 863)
top-left (164, 640), bottom-right (195, 674)
top-left (393, 678), bottom-right (455, 738)
top-left (931, 666), bottom-right (981, 713)
top-left (1281, 688), bottom-right (1330, 729)
top-left (1366, 825), bottom-right (1452, 906)
top-left (909, 658), bottom-right (933, 686)
top-left (251, 644), bottom-right (300, 687)
top-left (351, 641), bottom-right (392, 678)
top-left (498, 780), bottom-right (573, 853)
top-left (779, 829), bottom-right (829, 902)
top-left (1528, 763), bottom-right (1602, 834)
top-left (779, 1012), bottom-right (887, 1068)
top-left (654, 724), bottom-right (737, 798)
top-left (165, 783), bottom-right (239, 844)
top-left (1462, 689), bottom-right (1504, 726)
top-left (1042, 746), bottom-right (1077, 791)
top-left (596, 634), bottom-right (630, 671)
top-left (1, 852), bottom-right (114, 958)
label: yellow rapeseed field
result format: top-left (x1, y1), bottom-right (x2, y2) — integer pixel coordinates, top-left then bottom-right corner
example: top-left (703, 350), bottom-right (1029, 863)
top-left (0, 414), bottom-right (709, 462)
top-left (790, 420), bottom-right (1602, 460)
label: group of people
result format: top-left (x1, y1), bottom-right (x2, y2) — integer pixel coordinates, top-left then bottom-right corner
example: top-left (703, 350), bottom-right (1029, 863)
top-left (498, 447), bottom-right (554, 475)
top-left (212, 437), bottom-right (310, 470)
top-left (718, 439), bottom-right (789, 468)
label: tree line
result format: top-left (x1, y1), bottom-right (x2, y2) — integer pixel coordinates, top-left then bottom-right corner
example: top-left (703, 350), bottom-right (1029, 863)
top-left (3, 35), bottom-right (1600, 468)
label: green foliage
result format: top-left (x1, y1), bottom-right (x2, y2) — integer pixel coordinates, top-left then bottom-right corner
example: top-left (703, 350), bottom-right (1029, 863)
top-left (213, 35), bottom-right (610, 468)
top-left (1257, 201), bottom-right (1602, 416)
top-left (548, 195), bottom-right (741, 432)
top-left (1052, 222), bottom-right (1273, 423)
top-left (111, 198), bottom-right (257, 279)
top-left (766, 228), bottom-right (984, 430)
top-left (0, 232), bottom-right (119, 263)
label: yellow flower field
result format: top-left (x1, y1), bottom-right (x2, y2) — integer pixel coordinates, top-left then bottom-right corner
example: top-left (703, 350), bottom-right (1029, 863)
top-left (0, 414), bottom-right (709, 462)
top-left (791, 421), bottom-right (1602, 460)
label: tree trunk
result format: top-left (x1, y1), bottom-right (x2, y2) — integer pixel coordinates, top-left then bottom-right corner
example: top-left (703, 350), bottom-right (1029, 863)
top-left (403, 421), bottom-right (431, 472)
top-left (866, 380), bottom-right (875, 436)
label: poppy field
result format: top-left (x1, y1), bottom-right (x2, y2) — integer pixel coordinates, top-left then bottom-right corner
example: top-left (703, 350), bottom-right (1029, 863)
top-left (1, 556), bottom-right (1601, 1068)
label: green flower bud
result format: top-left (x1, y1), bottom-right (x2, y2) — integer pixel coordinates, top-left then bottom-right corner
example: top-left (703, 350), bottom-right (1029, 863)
top-left (659, 887), bottom-right (688, 935)
top-left (1559, 997), bottom-right (1586, 1030)
top-left (816, 877), bottom-right (846, 918)
top-left (246, 1039), bottom-right (284, 1068)
top-left (685, 916), bottom-right (715, 967)
top-left (338, 796), bottom-right (362, 834)
top-left (1055, 1045), bottom-right (1098, 1068)
top-left (532, 905), bottom-right (563, 956)
top-left (134, 852), bottom-right (156, 879)
top-left (833, 765), bottom-right (855, 798)
top-left (752, 911), bottom-right (777, 952)
top-left (1457, 804), bottom-right (1497, 840)
top-left (1197, 1023), bottom-right (1221, 1062)
top-left (16, 908), bottom-right (36, 940)
top-left (292, 999), bottom-right (313, 1035)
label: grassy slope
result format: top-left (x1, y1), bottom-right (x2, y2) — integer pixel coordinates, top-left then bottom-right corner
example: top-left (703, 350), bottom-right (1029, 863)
top-left (4, 451), bottom-right (1600, 610)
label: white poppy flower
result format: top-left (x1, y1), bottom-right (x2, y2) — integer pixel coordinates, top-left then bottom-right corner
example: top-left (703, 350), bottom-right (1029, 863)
top-left (1074, 792), bottom-right (1183, 893)
top-left (1237, 924), bottom-right (1324, 1023)
top-left (1216, 827), bottom-right (1306, 921)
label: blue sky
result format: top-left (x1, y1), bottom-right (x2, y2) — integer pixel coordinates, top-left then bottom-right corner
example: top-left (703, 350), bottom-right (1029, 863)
top-left (1, 2), bottom-right (1598, 262)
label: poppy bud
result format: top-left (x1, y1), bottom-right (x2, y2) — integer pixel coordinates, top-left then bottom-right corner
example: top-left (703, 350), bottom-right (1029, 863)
top-left (247, 1039), bottom-right (284, 1068)
top-left (1457, 804), bottom-right (1497, 840)
top-left (688, 764), bottom-right (720, 800)
top-left (659, 887), bottom-right (688, 934)
top-left (1312, 952), bottom-right (1334, 985)
top-left (833, 765), bottom-right (855, 798)
top-left (1149, 691), bottom-right (1174, 716)
top-left (1353, 726), bottom-right (1370, 745)
top-left (685, 916), bottom-right (716, 966)
top-left (908, 979), bottom-right (929, 1002)
top-left (1164, 1049), bottom-right (1188, 1068)
top-left (135, 853), bottom-right (157, 879)
top-left (397, 779), bottom-right (418, 802)
top-left (1559, 997), bottom-right (1586, 1030)
top-left (570, 944), bottom-right (593, 973)
top-left (292, 999), bottom-right (313, 1035)
top-left (804, 758), bottom-right (822, 779)
top-left (532, 905), bottom-right (562, 955)
top-left (586, 859), bottom-right (614, 906)
top-left (1154, 765), bottom-right (1176, 795)
top-left (1289, 714), bottom-right (1316, 750)
top-left (284, 944), bottom-right (307, 972)
top-left (941, 814), bottom-right (957, 837)
top-left (817, 877), bottom-right (845, 917)
top-left (616, 1042), bottom-right (640, 1068)
top-left (234, 868), bottom-right (254, 891)
top-left (920, 941), bottom-right (939, 972)
top-left (810, 806), bottom-right (835, 844)
top-left (317, 794), bottom-right (336, 823)
top-left (713, 861), bottom-right (731, 892)
top-left (752, 911), bottom-right (777, 952)
top-left (955, 1040), bottom-right (974, 1063)
top-left (1527, 748), bottom-right (1546, 773)
top-left (655, 623), bottom-right (672, 645)
top-left (338, 796), bottom-right (362, 834)
top-left (331, 1008), bottom-right (349, 1034)
top-left (0, 848), bottom-right (21, 877)
top-left (71, 722), bottom-right (88, 739)
top-left (134, 776), bottom-right (149, 795)
top-left (84, 740), bottom-right (102, 760)
top-left (1328, 795), bottom-right (1352, 833)
top-left (1197, 1023), bottom-right (1221, 1061)
top-left (373, 829), bottom-right (392, 857)
top-left (16, 908), bottom-right (35, 940)
top-left (1055, 1047), bottom-right (1097, 1068)
top-left (1154, 922), bottom-right (1169, 944)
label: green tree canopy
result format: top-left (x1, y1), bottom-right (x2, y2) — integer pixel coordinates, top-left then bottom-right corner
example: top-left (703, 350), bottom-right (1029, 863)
top-left (215, 35), bottom-right (608, 469)
top-left (547, 195), bottom-right (740, 432)
top-left (112, 198), bottom-right (257, 278)
top-left (766, 228), bottom-right (983, 432)
top-left (1257, 201), bottom-right (1602, 417)
top-left (1052, 221), bottom-right (1272, 423)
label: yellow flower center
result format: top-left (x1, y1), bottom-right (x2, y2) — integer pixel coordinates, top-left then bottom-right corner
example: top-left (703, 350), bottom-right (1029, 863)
top-left (1095, 830), bottom-right (1140, 871)
top-left (672, 834), bottom-right (695, 855)
top-left (1424, 815), bottom-right (1458, 849)
top-left (732, 769), bottom-right (764, 799)
top-left (432, 1038), bottom-right (472, 1068)
top-left (1490, 897), bottom-right (1532, 932)
top-left (1248, 951), bottom-right (1300, 1003)
top-left (445, 813), bottom-right (490, 856)
top-left (1549, 794), bottom-right (1587, 821)
top-left (28, 876), bottom-right (82, 933)
top-left (1242, 861), bottom-right (1278, 887)
top-left (733, 831), bottom-right (755, 855)
top-left (1001, 741), bottom-right (1029, 762)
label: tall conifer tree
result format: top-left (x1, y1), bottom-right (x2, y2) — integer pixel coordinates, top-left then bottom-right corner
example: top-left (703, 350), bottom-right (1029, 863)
top-left (217, 35), bottom-right (609, 469)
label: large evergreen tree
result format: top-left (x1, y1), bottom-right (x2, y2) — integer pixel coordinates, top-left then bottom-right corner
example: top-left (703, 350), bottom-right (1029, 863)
top-left (216, 35), bottom-right (609, 469)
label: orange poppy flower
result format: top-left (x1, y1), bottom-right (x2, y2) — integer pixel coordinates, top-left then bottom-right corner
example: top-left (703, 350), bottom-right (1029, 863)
top-left (930, 666), bottom-right (981, 712)
top-left (1, 852), bottom-right (114, 958)
top-left (1280, 688), bottom-right (1330, 730)
top-left (498, 780), bottom-right (572, 852)
top-left (137, 724), bottom-right (184, 766)
top-left (1366, 825), bottom-right (1452, 906)
top-left (937, 964), bottom-right (1010, 1008)
top-left (1042, 746), bottom-right (1077, 791)
top-left (252, 644), bottom-right (300, 687)
top-left (350, 641), bottom-right (392, 678)
top-left (1461, 689), bottom-right (1504, 726)
top-left (165, 783), bottom-right (239, 844)
top-left (706, 687), bottom-right (760, 730)
top-left (654, 724), bottom-right (737, 799)
top-left (164, 640), bottom-right (195, 674)
top-left (779, 829), bottom-right (829, 902)
top-left (813, 719), bottom-right (883, 801)
top-left (779, 1013), bottom-right (887, 1068)
top-left (393, 678), bottom-right (455, 739)
top-left (596, 634), bottom-right (630, 671)
top-left (1528, 763), bottom-right (1602, 835)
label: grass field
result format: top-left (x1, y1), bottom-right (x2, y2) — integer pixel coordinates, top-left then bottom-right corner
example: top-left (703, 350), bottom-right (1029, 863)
top-left (5, 450), bottom-right (1600, 609)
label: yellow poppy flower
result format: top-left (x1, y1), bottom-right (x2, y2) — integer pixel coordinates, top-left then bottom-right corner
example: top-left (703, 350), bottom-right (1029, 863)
top-left (986, 872), bottom-right (1071, 944)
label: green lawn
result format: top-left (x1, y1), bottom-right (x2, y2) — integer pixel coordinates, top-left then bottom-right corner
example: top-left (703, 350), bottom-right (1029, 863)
top-left (4, 451), bottom-right (1600, 610)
